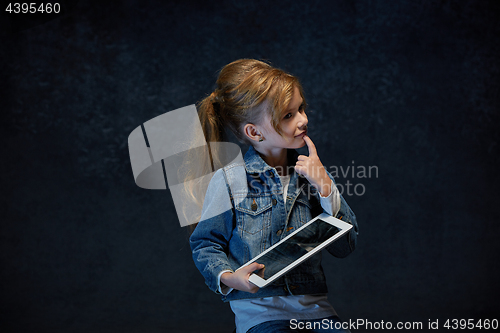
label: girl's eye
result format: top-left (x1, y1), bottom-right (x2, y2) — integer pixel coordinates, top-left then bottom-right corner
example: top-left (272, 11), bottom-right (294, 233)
top-left (284, 113), bottom-right (292, 119)
top-left (298, 104), bottom-right (305, 112)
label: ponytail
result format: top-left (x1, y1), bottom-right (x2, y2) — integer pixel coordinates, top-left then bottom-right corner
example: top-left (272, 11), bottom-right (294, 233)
top-left (185, 91), bottom-right (228, 234)
top-left (198, 91), bottom-right (225, 144)
top-left (197, 90), bottom-right (228, 172)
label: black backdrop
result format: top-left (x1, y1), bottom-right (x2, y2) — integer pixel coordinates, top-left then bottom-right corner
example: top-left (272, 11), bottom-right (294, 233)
top-left (1, 1), bottom-right (499, 332)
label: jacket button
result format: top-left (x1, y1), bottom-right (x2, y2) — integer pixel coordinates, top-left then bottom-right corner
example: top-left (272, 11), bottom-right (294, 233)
top-left (272, 199), bottom-right (277, 205)
top-left (276, 229), bottom-right (282, 236)
top-left (251, 203), bottom-right (257, 211)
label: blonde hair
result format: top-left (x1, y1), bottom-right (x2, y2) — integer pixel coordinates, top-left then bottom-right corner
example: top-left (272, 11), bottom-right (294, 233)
top-left (187, 59), bottom-right (305, 231)
top-left (199, 59), bottom-right (305, 146)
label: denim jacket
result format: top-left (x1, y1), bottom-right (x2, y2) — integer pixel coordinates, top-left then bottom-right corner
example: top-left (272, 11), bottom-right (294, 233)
top-left (189, 146), bottom-right (358, 302)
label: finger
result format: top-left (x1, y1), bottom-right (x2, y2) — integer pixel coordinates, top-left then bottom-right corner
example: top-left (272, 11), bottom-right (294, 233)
top-left (246, 262), bottom-right (264, 273)
top-left (297, 155), bottom-right (307, 161)
top-left (294, 165), bottom-right (305, 175)
top-left (257, 266), bottom-right (266, 278)
top-left (303, 135), bottom-right (317, 156)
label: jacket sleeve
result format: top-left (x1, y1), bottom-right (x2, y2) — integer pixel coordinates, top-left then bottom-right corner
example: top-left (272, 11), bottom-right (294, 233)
top-left (323, 168), bottom-right (359, 258)
top-left (189, 169), bottom-right (236, 294)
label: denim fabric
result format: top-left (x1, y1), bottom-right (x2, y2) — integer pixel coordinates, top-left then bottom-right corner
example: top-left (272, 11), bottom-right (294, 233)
top-left (190, 146), bottom-right (358, 302)
top-left (247, 315), bottom-right (351, 333)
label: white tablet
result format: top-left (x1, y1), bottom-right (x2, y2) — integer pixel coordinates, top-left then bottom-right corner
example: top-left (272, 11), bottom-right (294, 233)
top-left (239, 213), bottom-right (352, 288)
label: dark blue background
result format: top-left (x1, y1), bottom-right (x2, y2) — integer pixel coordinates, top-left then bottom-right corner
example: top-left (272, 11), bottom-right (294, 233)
top-left (1, 0), bottom-right (499, 332)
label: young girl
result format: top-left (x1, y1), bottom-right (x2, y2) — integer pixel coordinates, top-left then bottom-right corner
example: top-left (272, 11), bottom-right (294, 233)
top-left (189, 59), bottom-right (358, 333)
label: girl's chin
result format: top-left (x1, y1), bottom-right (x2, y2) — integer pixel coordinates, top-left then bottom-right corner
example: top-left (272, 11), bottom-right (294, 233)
top-left (289, 140), bottom-right (306, 149)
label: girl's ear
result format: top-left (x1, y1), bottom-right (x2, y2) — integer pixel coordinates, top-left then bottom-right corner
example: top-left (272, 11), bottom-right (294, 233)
top-left (243, 123), bottom-right (262, 143)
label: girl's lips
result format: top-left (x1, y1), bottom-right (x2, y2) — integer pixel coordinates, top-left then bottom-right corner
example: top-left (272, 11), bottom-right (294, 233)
top-left (295, 131), bottom-right (307, 138)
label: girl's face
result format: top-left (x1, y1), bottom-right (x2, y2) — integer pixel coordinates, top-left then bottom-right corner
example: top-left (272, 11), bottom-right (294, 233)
top-left (260, 86), bottom-right (308, 150)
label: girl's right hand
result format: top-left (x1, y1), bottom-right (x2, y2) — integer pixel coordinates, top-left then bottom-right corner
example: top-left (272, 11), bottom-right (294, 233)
top-left (220, 262), bottom-right (265, 293)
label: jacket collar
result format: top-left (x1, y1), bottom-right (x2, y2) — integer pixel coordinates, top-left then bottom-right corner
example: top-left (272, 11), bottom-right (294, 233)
top-left (244, 145), bottom-right (299, 175)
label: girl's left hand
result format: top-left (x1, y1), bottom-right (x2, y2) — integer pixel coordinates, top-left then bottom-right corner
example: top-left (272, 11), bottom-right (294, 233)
top-left (295, 135), bottom-right (332, 197)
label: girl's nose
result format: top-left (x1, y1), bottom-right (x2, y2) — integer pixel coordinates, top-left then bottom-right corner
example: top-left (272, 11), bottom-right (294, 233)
top-left (298, 113), bottom-right (308, 129)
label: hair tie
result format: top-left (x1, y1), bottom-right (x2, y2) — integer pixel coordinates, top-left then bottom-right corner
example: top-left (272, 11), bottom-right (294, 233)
top-left (208, 92), bottom-right (223, 120)
top-left (210, 91), bottom-right (224, 105)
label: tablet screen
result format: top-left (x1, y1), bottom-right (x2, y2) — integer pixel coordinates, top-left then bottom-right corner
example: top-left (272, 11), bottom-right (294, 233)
top-left (254, 218), bottom-right (341, 280)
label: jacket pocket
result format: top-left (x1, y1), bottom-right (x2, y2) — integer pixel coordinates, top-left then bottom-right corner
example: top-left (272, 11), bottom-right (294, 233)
top-left (293, 197), bottom-right (313, 226)
top-left (234, 196), bottom-right (273, 235)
